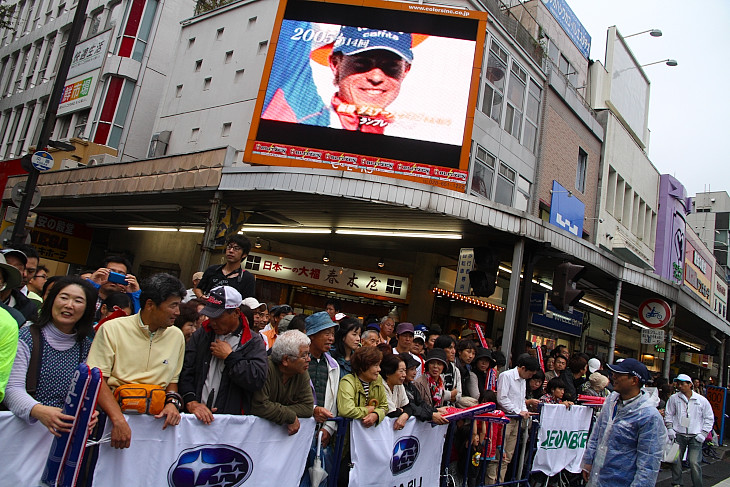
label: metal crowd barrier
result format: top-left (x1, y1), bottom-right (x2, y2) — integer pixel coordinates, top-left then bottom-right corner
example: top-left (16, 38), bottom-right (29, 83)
top-left (440, 413), bottom-right (541, 487)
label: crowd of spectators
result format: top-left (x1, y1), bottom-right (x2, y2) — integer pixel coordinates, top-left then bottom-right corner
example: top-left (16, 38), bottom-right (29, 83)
top-left (0, 236), bottom-right (718, 487)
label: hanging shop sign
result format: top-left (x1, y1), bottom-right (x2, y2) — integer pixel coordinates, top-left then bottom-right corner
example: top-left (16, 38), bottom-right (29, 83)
top-left (638, 298), bottom-right (671, 328)
top-left (454, 248), bottom-right (474, 295)
top-left (244, 252), bottom-right (409, 301)
top-left (530, 293), bottom-right (583, 337)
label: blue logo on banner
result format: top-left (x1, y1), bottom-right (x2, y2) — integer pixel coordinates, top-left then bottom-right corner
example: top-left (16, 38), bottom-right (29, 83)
top-left (167, 445), bottom-right (253, 487)
top-left (549, 181), bottom-right (585, 237)
top-left (391, 436), bottom-right (420, 475)
top-left (542, 0), bottom-right (591, 58)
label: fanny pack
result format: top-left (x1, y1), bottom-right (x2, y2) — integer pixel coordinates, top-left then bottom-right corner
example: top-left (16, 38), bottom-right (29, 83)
top-left (114, 384), bottom-right (166, 415)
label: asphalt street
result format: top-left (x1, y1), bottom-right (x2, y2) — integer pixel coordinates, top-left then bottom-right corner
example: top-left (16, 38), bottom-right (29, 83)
top-left (656, 452), bottom-right (730, 486)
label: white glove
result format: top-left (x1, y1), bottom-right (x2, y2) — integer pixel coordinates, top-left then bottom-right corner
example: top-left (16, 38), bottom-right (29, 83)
top-left (667, 429), bottom-right (676, 441)
top-left (695, 433), bottom-right (706, 443)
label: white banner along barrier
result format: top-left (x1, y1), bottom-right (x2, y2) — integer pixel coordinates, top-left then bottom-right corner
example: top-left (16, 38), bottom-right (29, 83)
top-left (350, 417), bottom-right (448, 487)
top-left (531, 404), bottom-right (593, 477)
top-left (0, 412), bottom-right (315, 487)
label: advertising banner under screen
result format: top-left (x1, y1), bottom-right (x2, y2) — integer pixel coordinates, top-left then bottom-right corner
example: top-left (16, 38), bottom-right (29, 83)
top-left (245, 0), bottom-right (487, 192)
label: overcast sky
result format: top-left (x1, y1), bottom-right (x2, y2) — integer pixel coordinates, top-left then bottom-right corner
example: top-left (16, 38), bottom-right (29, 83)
top-left (565, 0), bottom-right (729, 197)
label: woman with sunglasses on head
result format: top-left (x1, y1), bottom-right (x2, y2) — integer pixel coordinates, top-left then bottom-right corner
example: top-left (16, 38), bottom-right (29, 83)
top-left (4, 276), bottom-right (99, 436)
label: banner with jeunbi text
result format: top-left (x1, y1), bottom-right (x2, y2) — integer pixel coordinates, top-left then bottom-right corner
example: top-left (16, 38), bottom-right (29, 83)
top-left (349, 417), bottom-right (448, 487)
top-left (0, 412), bottom-right (315, 486)
top-left (531, 404), bottom-right (593, 476)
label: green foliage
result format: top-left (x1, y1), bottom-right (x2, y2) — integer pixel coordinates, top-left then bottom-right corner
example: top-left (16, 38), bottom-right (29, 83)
top-left (0, 3), bottom-right (13, 30)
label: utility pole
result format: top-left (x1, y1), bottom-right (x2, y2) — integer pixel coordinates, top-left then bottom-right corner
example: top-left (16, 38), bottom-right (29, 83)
top-left (10, 0), bottom-right (90, 245)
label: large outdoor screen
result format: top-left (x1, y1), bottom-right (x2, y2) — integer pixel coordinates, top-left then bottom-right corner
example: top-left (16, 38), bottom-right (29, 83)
top-left (245, 0), bottom-right (487, 191)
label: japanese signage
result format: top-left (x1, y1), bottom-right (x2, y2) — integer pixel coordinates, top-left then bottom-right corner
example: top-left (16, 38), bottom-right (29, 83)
top-left (244, 252), bottom-right (409, 300)
top-left (68, 30), bottom-right (111, 79)
top-left (0, 214), bottom-right (92, 264)
top-left (654, 175), bottom-right (690, 284)
top-left (640, 328), bottom-right (665, 345)
top-left (541, 0), bottom-right (591, 59)
top-left (57, 69), bottom-right (100, 116)
top-left (679, 352), bottom-right (713, 370)
top-left (454, 248), bottom-right (474, 294)
top-left (530, 293), bottom-right (583, 337)
top-left (549, 181), bottom-right (585, 237)
top-left (684, 229), bottom-right (714, 305)
top-left (705, 386), bottom-right (727, 441)
top-left (713, 273), bottom-right (728, 319)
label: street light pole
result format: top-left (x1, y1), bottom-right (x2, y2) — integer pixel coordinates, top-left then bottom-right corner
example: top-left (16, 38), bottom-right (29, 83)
top-left (10, 0), bottom-right (90, 246)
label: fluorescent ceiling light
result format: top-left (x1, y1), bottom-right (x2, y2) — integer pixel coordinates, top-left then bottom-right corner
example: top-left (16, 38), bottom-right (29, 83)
top-left (238, 227), bottom-right (332, 234)
top-left (128, 226), bottom-right (178, 232)
top-left (53, 205), bottom-right (182, 213)
top-left (179, 228), bottom-right (205, 233)
top-left (335, 229), bottom-right (461, 239)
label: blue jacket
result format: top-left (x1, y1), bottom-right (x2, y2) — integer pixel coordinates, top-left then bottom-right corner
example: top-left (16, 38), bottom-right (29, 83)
top-left (581, 390), bottom-right (667, 486)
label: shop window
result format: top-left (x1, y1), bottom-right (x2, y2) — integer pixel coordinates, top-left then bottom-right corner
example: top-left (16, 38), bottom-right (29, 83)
top-left (386, 279), bottom-right (402, 295)
top-left (245, 254), bottom-right (262, 271)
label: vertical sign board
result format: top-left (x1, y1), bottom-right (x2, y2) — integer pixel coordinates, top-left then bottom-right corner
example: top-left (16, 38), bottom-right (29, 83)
top-left (245, 0), bottom-right (488, 192)
top-left (706, 386), bottom-right (726, 443)
top-left (455, 248), bottom-right (474, 294)
top-left (549, 180), bottom-right (585, 238)
top-left (684, 229), bottom-right (714, 305)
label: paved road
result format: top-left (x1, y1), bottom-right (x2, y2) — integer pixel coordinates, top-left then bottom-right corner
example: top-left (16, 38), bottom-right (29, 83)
top-left (656, 455), bottom-right (730, 486)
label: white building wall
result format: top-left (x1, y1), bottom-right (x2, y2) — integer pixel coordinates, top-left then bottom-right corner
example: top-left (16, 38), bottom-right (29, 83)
top-left (152, 0), bottom-right (278, 157)
top-left (595, 109), bottom-right (658, 266)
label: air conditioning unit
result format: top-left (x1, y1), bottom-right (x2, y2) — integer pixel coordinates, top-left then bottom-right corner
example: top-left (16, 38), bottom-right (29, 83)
top-left (148, 130), bottom-right (171, 158)
top-left (87, 153), bottom-right (115, 165)
top-left (61, 159), bottom-right (82, 169)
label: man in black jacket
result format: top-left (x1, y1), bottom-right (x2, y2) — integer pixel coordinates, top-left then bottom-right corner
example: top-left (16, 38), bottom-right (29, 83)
top-left (179, 286), bottom-right (268, 422)
top-left (0, 249), bottom-right (37, 322)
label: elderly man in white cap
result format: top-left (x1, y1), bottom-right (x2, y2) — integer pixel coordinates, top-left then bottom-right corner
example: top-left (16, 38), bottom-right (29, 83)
top-left (666, 373), bottom-right (715, 487)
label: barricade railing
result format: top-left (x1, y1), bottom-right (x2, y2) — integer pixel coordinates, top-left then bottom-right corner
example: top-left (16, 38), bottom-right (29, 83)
top-left (440, 413), bottom-right (540, 487)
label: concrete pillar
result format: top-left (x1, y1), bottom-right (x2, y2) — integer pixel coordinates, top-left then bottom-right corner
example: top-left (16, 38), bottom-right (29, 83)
top-left (500, 238), bottom-right (524, 364)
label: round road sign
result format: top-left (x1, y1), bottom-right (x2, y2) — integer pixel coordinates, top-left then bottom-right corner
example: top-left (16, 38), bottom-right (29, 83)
top-left (31, 150), bottom-right (54, 171)
top-left (638, 298), bottom-right (671, 328)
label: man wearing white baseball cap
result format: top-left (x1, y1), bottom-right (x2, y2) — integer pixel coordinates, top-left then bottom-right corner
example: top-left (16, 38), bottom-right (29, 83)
top-left (666, 373), bottom-right (714, 487)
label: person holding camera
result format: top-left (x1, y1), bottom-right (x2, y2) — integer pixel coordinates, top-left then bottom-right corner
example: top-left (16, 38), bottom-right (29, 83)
top-left (86, 255), bottom-right (140, 319)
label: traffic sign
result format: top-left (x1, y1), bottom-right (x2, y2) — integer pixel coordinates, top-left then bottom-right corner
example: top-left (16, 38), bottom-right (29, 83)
top-left (638, 298), bottom-right (671, 328)
top-left (30, 151), bottom-right (54, 171)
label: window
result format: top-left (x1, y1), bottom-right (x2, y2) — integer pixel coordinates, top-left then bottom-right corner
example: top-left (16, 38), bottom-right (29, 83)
top-left (559, 54), bottom-right (577, 87)
top-left (515, 176), bottom-right (531, 212)
top-left (203, 77), bottom-right (211, 90)
top-left (194, 59), bottom-right (202, 71)
top-left (471, 144), bottom-right (495, 199)
top-left (72, 109), bottom-right (89, 138)
top-left (88, 9), bottom-right (103, 36)
top-left (221, 122), bottom-right (231, 137)
top-left (504, 62), bottom-right (526, 140)
top-left (495, 163), bottom-right (516, 206)
top-left (234, 69), bottom-right (244, 83)
top-left (523, 80), bottom-right (541, 153)
top-left (175, 84), bottom-right (183, 97)
top-left (248, 16), bottom-right (257, 26)
top-left (190, 127), bottom-right (200, 142)
top-left (258, 41), bottom-right (268, 54)
top-left (131, 0), bottom-right (158, 61)
top-left (107, 79), bottom-right (135, 148)
top-left (106, 2), bottom-right (122, 28)
top-left (15, 103), bottom-right (34, 154)
top-left (576, 148), bottom-right (587, 193)
top-left (36, 36), bottom-right (54, 83)
top-left (481, 39), bottom-right (507, 123)
top-left (216, 27), bottom-right (224, 40)
top-left (187, 37), bottom-right (195, 48)
top-left (224, 50), bottom-right (233, 63)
